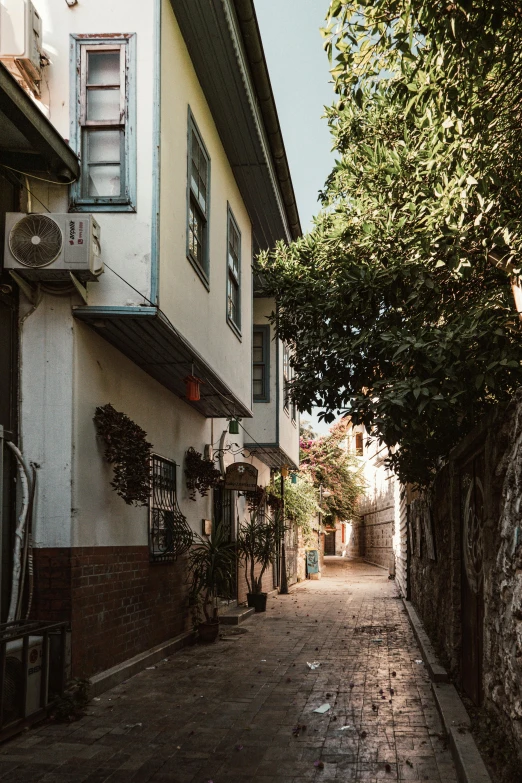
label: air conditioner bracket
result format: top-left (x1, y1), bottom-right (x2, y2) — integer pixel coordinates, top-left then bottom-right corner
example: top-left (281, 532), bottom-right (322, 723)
top-left (69, 272), bottom-right (88, 304)
top-left (8, 270), bottom-right (41, 306)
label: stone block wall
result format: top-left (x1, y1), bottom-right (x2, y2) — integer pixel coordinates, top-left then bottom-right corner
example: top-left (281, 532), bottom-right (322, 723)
top-left (409, 391), bottom-right (522, 753)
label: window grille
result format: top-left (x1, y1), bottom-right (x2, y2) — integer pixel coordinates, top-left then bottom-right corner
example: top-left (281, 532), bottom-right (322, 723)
top-left (70, 35), bottom-right (136, 211)
top-left (149, 455), bottom-right (193, 562)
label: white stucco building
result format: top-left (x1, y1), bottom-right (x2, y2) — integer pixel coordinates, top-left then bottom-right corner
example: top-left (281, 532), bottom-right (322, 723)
top-left (0, 0), bottom-right (300, 678)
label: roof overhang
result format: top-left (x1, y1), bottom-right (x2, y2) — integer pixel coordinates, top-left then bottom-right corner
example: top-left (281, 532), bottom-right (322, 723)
top-left (73, 306), bottom-right (253, 419)
top-left (0, 63), bottom-right (79, 181)
top-left (244, 443), bottom-right (298, 471)
top-left (170, 0), bottom-right (301, 255)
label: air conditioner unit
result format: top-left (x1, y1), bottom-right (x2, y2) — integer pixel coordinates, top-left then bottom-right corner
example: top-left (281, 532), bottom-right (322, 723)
top-left (0, 0), bottom-right (43, 88)
top-left (4, 213), bottom-right (103, 282)
top-left (3, 635), bottom-right (46, 723)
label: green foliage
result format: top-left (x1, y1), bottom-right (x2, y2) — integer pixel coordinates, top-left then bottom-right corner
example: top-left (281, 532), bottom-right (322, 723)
top-left (300, 421), bottom-right (366, 521)
top-left (187, 526), bottom-right (236, 623)
top-left (271, 473), bottom-right (321, 539)
top-left (50, 678), bottom-right (90, 723)
top-left (93, 404), bottom-right (152, 506)
top-left (237, 503), bottom-right (280, 594)
top-left (185, 447), bottom-right (222, 501)
top-left (258, 0), bottom-right (522, 485)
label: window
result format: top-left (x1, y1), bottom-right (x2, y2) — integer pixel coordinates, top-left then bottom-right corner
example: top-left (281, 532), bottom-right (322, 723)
top-left (227, 208), bottom-right (241, 333)
top-left (283, 342), bottom-right (297, 421)
top-left (253, 325), bottom-right (270, 402)
top-left (149, 455), bottom-right (193, 562)
top-left (70, 35), bottom-right (136, 211)
top-left (187, 113), bottom-right (210, 282)
top-left (355, 432), bottom-right (364, 456)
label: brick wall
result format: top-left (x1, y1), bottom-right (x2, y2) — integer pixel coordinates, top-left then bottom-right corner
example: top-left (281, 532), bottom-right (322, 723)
top-left (32, 546), bottom-right (191, 678)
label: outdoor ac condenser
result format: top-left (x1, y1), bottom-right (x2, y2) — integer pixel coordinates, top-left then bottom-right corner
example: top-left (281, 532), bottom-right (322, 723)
top-left (4, 213), bottom-right (103, 282)
top-left (0, 0), bottom-right (43, 87)
top-left (3, 635), bottom-right (45, 723)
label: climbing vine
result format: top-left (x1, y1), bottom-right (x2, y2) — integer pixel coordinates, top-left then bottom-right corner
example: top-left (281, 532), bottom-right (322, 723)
top-left (93, 404), bottom-right (152, 506)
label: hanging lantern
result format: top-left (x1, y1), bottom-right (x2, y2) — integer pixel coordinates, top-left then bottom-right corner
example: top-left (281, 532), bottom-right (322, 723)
top-left (184, 375), bottom-right (204, 401)
top-left (229, 419), bottom-right (240, 435)
top-left (281, 464), bottom-right (289, 478)
top-left (291, 473), bottom-right (297, 485)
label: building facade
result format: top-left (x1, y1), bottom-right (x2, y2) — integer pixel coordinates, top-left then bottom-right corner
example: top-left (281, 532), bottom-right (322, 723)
top-left (0, 0), bottom-right (300, 679)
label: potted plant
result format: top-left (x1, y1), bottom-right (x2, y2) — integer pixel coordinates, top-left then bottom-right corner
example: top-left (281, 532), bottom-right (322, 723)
top-left (237, 506), bottom-right (279, 613)
top-left (187, 525), bottom-right (236, 643)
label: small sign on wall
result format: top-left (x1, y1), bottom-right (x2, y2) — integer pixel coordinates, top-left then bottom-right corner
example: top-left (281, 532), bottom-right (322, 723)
top-left (202, 519), bottom-right (212, 536)
top-left (224, 462), bottom-right (258, 492)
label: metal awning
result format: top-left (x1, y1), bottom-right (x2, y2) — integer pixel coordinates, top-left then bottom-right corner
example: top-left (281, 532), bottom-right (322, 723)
top-left (0, 63), bottom-right (79, 181)
top-left (243, 443), bottom-right (298, 471)
top-left (73, 306), bottom-right (253, 419)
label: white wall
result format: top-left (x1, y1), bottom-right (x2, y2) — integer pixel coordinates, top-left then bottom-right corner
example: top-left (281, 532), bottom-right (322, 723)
top-left (33, 0), bottom-right (155, 305)
top-left (158, 1), bottom-right (253, 410)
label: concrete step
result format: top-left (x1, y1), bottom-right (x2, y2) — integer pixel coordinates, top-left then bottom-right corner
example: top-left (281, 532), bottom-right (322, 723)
top-left (220, 605), bottom-right (255, 625)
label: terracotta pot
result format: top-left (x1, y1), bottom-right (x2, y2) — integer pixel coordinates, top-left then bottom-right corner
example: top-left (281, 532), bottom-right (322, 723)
top-left (247, 592), bottom-right (268, 612)
top-left (198, 620), bottom-right (220, 643)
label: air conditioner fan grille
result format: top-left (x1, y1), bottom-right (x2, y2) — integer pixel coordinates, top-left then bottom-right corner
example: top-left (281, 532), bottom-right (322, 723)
top-left (9, 215), bottom-right (63, 268)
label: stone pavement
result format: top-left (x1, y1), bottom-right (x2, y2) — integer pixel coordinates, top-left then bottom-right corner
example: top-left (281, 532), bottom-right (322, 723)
top-left (0, 558), bottom-right (458, 782)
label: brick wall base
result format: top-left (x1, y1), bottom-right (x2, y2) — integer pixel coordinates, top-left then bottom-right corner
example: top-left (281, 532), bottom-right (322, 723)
top-left (32, 547), bottom-right (191, 678)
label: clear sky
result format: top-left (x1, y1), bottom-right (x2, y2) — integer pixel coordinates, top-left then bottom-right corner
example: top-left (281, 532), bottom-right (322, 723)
top-left (254, 0), bottom-right (335, 231)
top-left (255, 0), bottom-right (338, 435)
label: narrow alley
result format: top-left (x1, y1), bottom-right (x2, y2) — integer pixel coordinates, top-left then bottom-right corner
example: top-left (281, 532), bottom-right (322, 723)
top-left (0, 560), bottom-right (457, 783)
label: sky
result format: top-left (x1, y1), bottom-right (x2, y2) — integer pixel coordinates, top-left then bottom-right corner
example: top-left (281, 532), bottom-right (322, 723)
top-left (255, 0), bottom-right (338, 436)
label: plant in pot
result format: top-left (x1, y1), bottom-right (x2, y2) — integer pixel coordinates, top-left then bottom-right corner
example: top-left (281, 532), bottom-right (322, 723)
top-left (187, 525), bottom-right (236, 643)
top-left (237, 504), bottom-right (279, 613)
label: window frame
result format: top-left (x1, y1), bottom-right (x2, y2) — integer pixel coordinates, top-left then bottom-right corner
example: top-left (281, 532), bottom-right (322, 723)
top-left (282, 341), bottom-right (297, 423)
top-left (226, 205), bottom-right (241, 338)
top-left (253, 325), bottom-right (270, 403)
top-left (70, 34), bottom-right (137, 213)
top-left (186, 109), bottom-right (211, 288)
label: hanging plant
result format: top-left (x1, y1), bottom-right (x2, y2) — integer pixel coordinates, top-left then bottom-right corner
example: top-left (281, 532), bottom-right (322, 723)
top-left (94, 404), bottom-right (152, 506)
top-left (185, 447), bottom-right (222, 501)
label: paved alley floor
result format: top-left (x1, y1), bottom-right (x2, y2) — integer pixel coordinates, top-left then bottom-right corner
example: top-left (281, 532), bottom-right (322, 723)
top-left (0, 559), bottom-right (458, 782)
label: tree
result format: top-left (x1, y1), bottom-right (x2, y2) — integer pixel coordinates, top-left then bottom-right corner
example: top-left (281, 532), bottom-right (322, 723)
top-left (258, 0), bottom-right (522, 485)
top-left (299, 421), bottom-right (366, 523)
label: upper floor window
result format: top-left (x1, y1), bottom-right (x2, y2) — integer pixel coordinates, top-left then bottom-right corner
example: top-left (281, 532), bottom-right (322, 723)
top-left (187, 113), bottom-right (210, 284)
top-left (253, 325), bottom-right (270, 402)
top-left (227, 208), bottom-right (241, 334)
top-left (283, 342), bottom-right (297, 421)
top-left (355, 432), bottom-right (364, 455)
top-left (70, 35), bottom-right (136, 212)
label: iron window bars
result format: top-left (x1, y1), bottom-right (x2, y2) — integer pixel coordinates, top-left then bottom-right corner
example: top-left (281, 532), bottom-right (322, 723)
top-left (149, 454), bottom-right (193, 562)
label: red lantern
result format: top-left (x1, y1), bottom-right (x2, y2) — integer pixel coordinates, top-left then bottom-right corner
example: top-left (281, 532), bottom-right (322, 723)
top-left (184, 375), bottom-right (204, 401)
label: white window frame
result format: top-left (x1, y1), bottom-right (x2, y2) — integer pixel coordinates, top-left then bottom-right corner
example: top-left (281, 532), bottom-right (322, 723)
top-left (70, 34), bottom-right (137, 212)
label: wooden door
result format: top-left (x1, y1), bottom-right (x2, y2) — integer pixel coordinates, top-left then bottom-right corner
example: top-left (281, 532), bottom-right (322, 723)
top-left (324, 530), bottom-right (336, 556)
top-left (460, 452), bottom-right (485, 705)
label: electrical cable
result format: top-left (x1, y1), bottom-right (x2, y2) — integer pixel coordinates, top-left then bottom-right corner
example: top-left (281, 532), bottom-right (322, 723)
top-left (101, 263), bottom-right (295, 471)
top-left (0, 162), bottom-right (78, 185)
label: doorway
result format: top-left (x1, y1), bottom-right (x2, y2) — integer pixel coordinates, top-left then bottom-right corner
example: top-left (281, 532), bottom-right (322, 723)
top-left (324, 530), bottom-right (336, 556)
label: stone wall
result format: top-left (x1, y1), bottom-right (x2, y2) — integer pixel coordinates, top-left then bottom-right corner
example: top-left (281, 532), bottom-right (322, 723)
top-left (409, 392), bottom-right (522, 753)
